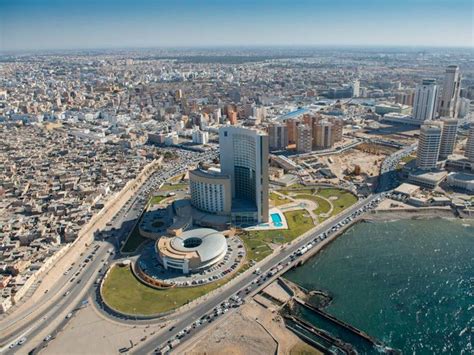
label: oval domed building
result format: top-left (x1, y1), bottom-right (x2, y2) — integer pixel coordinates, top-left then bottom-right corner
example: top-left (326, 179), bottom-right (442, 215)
top-left (156, 228), bottom-right (227, 274)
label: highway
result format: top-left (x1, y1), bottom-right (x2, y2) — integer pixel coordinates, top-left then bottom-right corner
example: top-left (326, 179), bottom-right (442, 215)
top-left (1, 144), bottom-right (403, 354)
top-left (133, 193), bottom-right (383, 354)
top-left (377, 143), bottom-right (417, 192)
top-left (0, 151), bottom-right (210, 353)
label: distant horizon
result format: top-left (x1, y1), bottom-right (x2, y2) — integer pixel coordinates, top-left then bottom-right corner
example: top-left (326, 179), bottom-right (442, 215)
top-left (1, 0), bottom-right (472, 52)
top-left (1, 43), bottom-right (473, 56)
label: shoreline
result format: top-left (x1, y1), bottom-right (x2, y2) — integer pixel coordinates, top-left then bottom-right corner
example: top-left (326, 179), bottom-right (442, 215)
top-left (365, 207), bottom-right (474, 222)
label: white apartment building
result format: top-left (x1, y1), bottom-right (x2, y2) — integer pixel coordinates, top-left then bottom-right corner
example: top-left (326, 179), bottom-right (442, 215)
top-left (192, 129), bottom-right (209, 145)
top-left (416, 123), bottom-right (442, 170)
top-left (413, 79), bottom-right (438, 122)
top-left (438, 118), bottom-right (458, 159)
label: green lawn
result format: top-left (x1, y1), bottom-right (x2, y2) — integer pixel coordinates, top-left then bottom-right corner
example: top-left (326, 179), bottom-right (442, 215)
top-left (159, 183), bottom-right (188, 192)
top-left (121, 224), bottom-right (148, 253)
top-left (285, 188), bottom-right (316, 196)
top-left (270, 192), bottom-right (292, 206)
top-left (318, 188), bottom-right (358, 215)
top-left (293, 194), bottom-right (332, 214)
top-left (102, 265), bottom-right (230, 316)
top-left (296, 195), bottom-right (332, 215)
top-left (240, 235), bottom-right (273, 262)
top-left (241, 210), bottom-right (314, 262)
top-left (148, 195), bottom-right (166, 206)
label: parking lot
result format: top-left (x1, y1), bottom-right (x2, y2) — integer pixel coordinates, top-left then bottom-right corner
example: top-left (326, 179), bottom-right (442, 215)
top-left (136, 237), bottom-right (246, 287)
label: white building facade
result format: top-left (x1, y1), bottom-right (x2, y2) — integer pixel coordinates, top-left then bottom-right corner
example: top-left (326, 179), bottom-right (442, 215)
top-left (439, 118), bottom-right (458, 159)
top-left (413, 79), bottom-right (438, 122)
top-left (416, 123), bottom-right (442, 170)
top-left (439, 65), bottom-right (461, 118)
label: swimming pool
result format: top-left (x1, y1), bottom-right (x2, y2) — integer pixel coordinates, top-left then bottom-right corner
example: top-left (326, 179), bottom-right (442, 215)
top-left (271, 213), bottom-right (283, 227)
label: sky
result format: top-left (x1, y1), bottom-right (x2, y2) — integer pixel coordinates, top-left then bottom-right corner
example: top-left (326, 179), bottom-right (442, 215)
top-left (0, 0), bottom-right (472, 51)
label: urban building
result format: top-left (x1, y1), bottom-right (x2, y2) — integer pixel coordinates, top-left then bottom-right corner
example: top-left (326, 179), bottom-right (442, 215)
top-left (268, 122), bottom-right (288, 150)
top-left (192, 129), bottom-right (209, 145)
top-left (313, 120), bottom-right (334, 150)
top-left (439, 65), bottom-right (461, 118)
top-left (189, 168), bottom-right (232, 215)
top-left (375, 103), bottom-right (411, 116)
top-left (228, 111), bottom-right (238, 125)
top-left (296, 124), bottom-right (312, 153)
top-left (395, 91), bottom-right (415, 106)
top-left (382, 113), bottom-right (422, 125)
top-left (447, 172), bottom-right (474, 192)
top-left (325, 86), bottom-right (353, 99)
top-left (286, 118), bottom-right (298, 144)
top-left (330, 117), bottom-right (343, 142)
top-left (219, 126), bottom-right (269, 225)
top-left (156, 228), bottom-right (228, 274)
top-left (352, 80), bottom-right (360, 97)
top-left (416, 123), bottom-right (442, 170)
top-left (466, 123), bottom-right (474, 163)
top-left (413, 79), bottom-right (438, 122)
top-left (438, 118), bottom-right (458, 159)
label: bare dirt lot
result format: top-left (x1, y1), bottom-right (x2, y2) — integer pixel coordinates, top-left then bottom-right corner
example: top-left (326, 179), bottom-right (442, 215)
top-left (183, 301), bottom-right (321, 355)
top-left (322, 145), bottom-right (390, 181)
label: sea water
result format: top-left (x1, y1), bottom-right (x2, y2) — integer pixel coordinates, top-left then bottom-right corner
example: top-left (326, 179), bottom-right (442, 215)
top-left (284, 219), bottom-right (474, 353)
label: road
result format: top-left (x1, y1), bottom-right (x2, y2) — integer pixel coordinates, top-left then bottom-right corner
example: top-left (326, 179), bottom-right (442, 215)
top-left (2, 146), bottom-right (396, 354)
top-left (133, 193), bottom-right (383, 354)
top-left (377, 143), bottom-right (417, 192)
top-left (0, 150), bottom-right (211, 353)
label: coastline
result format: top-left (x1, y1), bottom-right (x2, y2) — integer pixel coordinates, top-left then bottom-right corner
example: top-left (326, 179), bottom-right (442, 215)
top-left (281, 214), bottom-right (474, 354)
top-left (365, 207), bottom-right (474, 222)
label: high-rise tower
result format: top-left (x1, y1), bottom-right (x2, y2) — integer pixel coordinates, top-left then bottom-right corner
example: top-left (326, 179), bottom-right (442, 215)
top-left (438, 118), bottom-right (458, 160)
top-left (219, 126), bottom-right (269, 224)
top-left (413, 79), bottom-right (438, 122)
top-left (416, 123), bottom-right (442, 170)
top-left (465, 123), bottom-right (474, 163)
top-left (439, 65), bottom-right (461, 118)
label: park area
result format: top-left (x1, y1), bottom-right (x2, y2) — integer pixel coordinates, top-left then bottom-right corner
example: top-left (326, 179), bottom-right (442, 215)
top-left (101, 265), bottom-right (231, 316)
top-left (241, 185), bottom-right (358, 262)
top-left (280, 186), bottom-right (357, 220)
top-left (241, 210), bottom-right (314, 262)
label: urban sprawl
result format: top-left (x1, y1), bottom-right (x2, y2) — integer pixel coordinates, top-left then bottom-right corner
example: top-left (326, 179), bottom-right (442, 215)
top-left (0, 47), bottom-right (473, 354)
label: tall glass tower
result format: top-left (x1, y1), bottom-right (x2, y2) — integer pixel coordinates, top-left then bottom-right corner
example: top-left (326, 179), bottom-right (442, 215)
top-left (219, 126), bottom-right (269, 225)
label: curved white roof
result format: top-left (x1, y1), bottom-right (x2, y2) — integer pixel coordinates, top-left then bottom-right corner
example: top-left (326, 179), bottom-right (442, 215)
top-left (170, 228), bottom-right (227, 262)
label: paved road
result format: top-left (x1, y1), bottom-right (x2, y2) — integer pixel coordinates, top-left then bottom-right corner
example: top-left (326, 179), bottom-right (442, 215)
top-left (3, 153), bottom-right (210, 353)
top-left (377, 143), bottom-right (417, 192)
top-left (133, 193), bottom-right (382, 354)
top-left (2, 149), bottom-right (381, 355)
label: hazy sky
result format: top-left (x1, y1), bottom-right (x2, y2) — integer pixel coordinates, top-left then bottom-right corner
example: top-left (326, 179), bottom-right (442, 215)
top-left (0, 0), bottom-right (473, 51)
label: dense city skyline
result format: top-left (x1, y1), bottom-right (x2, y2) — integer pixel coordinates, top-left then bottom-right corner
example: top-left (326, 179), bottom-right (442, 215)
top-left (1, 1), bottom-right (473, 354)
top-left (1, 0), bottom-right (473, 51)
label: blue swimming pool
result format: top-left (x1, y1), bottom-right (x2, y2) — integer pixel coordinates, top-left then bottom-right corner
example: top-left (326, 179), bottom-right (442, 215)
top-left (271, 213), bottom-right (283, 227)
